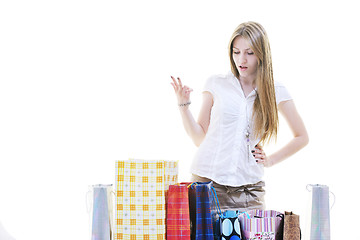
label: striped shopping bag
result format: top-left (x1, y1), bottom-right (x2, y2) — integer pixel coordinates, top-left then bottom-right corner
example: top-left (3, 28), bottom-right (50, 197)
top-left (239, 210), bottom-right (284, 240)
top-left (166, 183), bottom-right (192, 240)
top-left (115, 159), bottom-right (178, 240)
top-left (188, 182), bottom-right (215, 240)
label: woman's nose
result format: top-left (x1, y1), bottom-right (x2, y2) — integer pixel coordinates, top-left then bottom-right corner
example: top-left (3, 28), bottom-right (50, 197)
top-left (238, 53), bottom-right (247, 64)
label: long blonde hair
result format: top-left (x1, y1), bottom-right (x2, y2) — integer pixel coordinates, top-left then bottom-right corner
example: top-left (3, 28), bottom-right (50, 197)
top-left (228, 21), bottom-right (278, 144)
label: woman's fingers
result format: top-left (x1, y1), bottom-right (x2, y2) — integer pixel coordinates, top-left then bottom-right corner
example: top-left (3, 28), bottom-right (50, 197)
top-left (252, 146), bottom-right (265, 159)
top-left (253, 153), bottom-right (265, 159)
top-left (251, 145), bottom-right (271, 166)
top-left (170, 82), bottom-right (177, 92)
top-left (177, 77), bottom-right (183, 88)
top-left (170, 76), bottom-right (193, 106)
top-left (170, 76), bottom-right (179, 90)
top-left (182, 85), bottom-right (193, 96)
top-left (171, 76), bottom-right (193, 94)
top-left (170, 76), bottom-right (185, 91)
top-left (180, 87), bottom-right (186, 96)
top-left (184, 85), bottom-right (193, 93)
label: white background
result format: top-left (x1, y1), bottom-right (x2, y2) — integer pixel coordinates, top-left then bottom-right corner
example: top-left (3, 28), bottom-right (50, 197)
top-left (0, 0), bottom-right (359, 239)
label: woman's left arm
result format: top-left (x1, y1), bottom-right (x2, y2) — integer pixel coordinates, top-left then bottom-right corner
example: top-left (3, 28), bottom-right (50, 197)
top-left (255, 100), bottom-right (309, 167)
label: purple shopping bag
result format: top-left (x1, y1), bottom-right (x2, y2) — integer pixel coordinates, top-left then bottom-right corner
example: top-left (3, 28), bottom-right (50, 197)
top-left (239, 210), bottom-right (284, 240)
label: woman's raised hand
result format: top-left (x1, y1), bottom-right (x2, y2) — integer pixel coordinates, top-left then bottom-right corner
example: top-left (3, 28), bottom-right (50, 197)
top-left (170, 76), bottom-right (193, 108)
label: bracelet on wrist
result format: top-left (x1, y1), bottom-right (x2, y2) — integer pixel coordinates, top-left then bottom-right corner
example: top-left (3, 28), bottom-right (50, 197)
top-left (178, 101), bottom-right (191, 107)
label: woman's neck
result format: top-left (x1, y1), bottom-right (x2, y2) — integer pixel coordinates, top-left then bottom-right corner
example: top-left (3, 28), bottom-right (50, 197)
top-left (238, 76), bottom-right (256, 97)
top-left (239, 76), bottom-right (256, 88)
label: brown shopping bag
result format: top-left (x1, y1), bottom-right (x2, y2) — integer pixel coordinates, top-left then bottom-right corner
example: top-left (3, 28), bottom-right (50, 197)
top-left (115, 159), bottom-right (178, 240)
top-left (283, 211), bottom-right (300, 240)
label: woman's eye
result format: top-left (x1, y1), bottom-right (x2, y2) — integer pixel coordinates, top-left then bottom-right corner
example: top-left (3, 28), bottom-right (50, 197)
top-left (233, 51), bottom-right (240, 54)
top-left (248, 52), bottom-right (254, 55)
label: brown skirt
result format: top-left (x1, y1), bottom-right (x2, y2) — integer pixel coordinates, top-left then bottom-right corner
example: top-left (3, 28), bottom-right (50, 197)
top-left (191, 174), bottom-right (265, 212)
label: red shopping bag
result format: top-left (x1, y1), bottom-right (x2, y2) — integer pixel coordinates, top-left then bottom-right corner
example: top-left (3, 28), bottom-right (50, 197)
top-left (166, 183), bottom-right (192, 240)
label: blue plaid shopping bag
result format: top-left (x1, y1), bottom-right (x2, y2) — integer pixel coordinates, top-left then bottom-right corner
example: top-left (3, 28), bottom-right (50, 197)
top-left (188, 182), bottom-right (214, 240)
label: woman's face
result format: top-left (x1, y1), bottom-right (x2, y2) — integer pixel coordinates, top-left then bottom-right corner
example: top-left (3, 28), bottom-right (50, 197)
top-left (232, 36), bottom-right (258, 81)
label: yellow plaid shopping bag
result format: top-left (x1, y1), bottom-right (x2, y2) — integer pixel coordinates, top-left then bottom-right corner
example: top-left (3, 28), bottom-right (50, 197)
top-left (115, 159), bottom-right (178, 240)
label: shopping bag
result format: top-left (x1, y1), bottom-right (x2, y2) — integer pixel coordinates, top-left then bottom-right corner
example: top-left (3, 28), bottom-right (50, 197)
top-left (283, 211), bottom-right (300, 240)
top-left (307, 184), bottom-right (332, 240)
top-left (188, 181), bottom-right (215, 240)
top-left (115, 159), bottom-right (178, 240)
top-left (87, 184), bottom-right (114, 240)
top-left (166, 182), bottom-right (192, 240)
top-left (211, 187), bottom-right (242, 240)
top-left (239, 210), bottom-right (284, 240)
top-left (217, 210), bottom-right (242, 240)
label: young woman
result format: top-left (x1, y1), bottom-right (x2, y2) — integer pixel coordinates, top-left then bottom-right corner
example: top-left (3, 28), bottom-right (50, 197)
top-left (170, 21), bottom-right (308, 211)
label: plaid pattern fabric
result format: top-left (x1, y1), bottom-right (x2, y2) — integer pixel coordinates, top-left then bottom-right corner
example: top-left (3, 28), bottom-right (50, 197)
top-left (188, 182), bottom-right (214, 240)
top-left (167, 183), bottom-right (191, 240)
top-left (115, 159), bottom-right (178, 240)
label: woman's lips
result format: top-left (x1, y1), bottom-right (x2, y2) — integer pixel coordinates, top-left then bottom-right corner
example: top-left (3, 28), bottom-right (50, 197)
top-left (239, 66), bottom-right (248, 71)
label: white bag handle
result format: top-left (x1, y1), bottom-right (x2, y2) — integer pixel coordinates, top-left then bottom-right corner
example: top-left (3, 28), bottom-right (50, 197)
top-left (86, 189), bottom-right (92, 213)
top-left (306, 184), bottom-right (335, 209)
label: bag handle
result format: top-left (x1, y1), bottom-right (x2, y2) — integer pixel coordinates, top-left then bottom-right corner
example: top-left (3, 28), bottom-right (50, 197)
top-left (209, 186), bottom-right (251, 220)
top-left (238, 211), bottom-right (251, 219)
top-left (210, 186), bottom-right (251, 219)
top-left (86, 189), bottom-right (92, 213)
top-left (329, 191), bottom-right (336, 209)
top-left (188, 182), bottom-right (221, 215)
top-left (306, 184), bottom-right (335, 209)
top-left (188, 182), bottom-right (198, 189)
top-left (211, 186), bottom-right (224, 218)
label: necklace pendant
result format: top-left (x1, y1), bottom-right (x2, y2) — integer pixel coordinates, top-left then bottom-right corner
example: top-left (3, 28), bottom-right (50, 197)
top-left (245, 129), bottom-right (251, 163)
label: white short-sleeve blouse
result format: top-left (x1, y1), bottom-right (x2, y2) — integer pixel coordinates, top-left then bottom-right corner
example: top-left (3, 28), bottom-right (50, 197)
top-left (191, 71), bottom-right (292, 187)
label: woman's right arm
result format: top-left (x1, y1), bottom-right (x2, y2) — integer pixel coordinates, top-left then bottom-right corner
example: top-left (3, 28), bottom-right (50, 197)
top-left (171, 76), bottom-right (213, 146)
